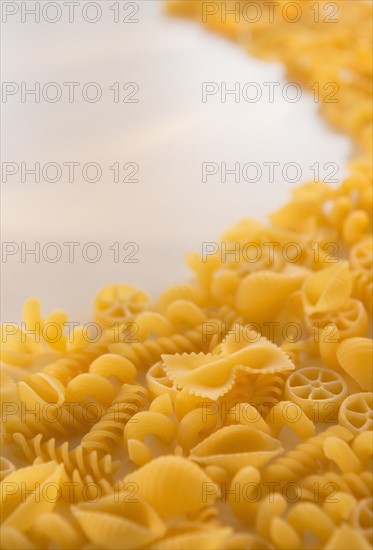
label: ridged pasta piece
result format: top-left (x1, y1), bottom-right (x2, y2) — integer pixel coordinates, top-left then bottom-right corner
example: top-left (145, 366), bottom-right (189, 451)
top-left (351, 497), bottom-right (373, 544)
top-left (11, 433), bottom-right (119, 485)
top-left (165, 300), bottom-right (207, 328)
top-left (42, 344), bottom-right (108, 386)
top-left (210, 270), bottom-right (240, 307)
top-left (123, 455), bottom-right (219, 517)
top-left (352, 431), bottom-right (373, 461)
top-left (266, 400), bottom-right (315, 439)
top-left (256, 493), bottom-right (287, 540)
top-left (81, 384), bottom-right (147, 453)
top-left (224, 403), bottom-right (272, 435)
top-left (284, 366), bottom-right (348, 422)
top-left (89, 353), bottom-right (137, 382)
top-left (342, 210), bottom-right (371, 245)
top-left (262, 425), bottom-right (354, 483)
top-left (156, 284), bottom-right (208, 313)
top-left (174, 389), bottom-right (214, 421)
top-left (93, 283), bottom-right (151, 329)
top-left (325, 524), bottom-right (371, 549)
top-left (322, 491), bottom-right (357, 523)
top-left (228, 466), bottom-right (261, 526)
top-left (349, 238), bottom-right (372, 311)
top-left (302, 261), bottom-right (353, 314)
top-left (127, 439), bottom-right (153, 466)
top-left (301, 471), bottom-right (373, 500)
top-left (185, 251), bottom-right (221, 291)
top-left (109, 326), bottom-right (210, 370)
top-left (0, 461), bottom-right (64, 531)
top-left (235, 269), bottom-right (308, 320)
top-left (65, 373), bottom-right (116, 406)
top-left (146, 362), bottom-right (178, 399)
top-left (189, 425), bottom-right (283, 474)
top-left (337, 337), bottom-right (373, 390)
top-left (308, 297), bottom-right (368, 342)
top-left (338, 392), bottom-right (373, 434)
top-left (22, 297), bottom-right (68, 353)
top-left (28, 513), bottom-right (86, 550)
top-left (124, 411), bottom-right (176, 458)
top-left (2, 374), bottom-right (84, 440)
top-left (223, 532), bottom-right (273, 550)
top-left (148, 526), bottom-right (232, 549)
top-left (132, 311), bottom-right (174, 341)
top-left (72, 490), bottom-right (166, 549)
top-left (177, 407), bottom-right (218, 453)
top-left (0, 527), bottom-right (35, 549)
top-left (149, 393), bottom-right (173, 415)
top-left (270, 517), bottom-right (301, 550)
top-left (249, 372), bottom-right (287, 408)
top-left (323, 437), bottom-right (369, 473)
top-left (2, 0), bottom-right (373, 546)
top-left (286, 502), bottom-right (336, 545)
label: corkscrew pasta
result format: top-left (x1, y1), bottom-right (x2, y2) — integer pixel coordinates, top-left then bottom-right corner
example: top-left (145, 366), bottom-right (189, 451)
top-left (1, 0), bottom-right (372, 548)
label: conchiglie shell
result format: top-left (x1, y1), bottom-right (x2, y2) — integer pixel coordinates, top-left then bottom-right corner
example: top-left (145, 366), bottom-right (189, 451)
top-left (149, 527), bottom-right (232, 549)
top-left (302, 262), bottom-right (353, 314)
top-left (337, 338), bottom-right (373, 390)
top-left (72, 490), bottom-right (165, 549)
top-left (31, 513), bottom-right (86, 550)
top-left (220, 218), bottom-right (264, 243)
top-left (123, 455), bottom-right (219, 517)
top-left (269, 202), bottom-right (317, 232)
top-left (325, 524), bottom-right (371, 550)
top-left (189, 426), bottom-right (283, 475)
top-left (0, 461), bottom-right (64, 531)
top-left (0, 527), bottom-right (34, 549)
top-left (235, 269), bottom-right (307, 319)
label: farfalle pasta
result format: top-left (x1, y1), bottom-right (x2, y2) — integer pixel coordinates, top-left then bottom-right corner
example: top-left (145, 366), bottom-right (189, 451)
top-left (1, 0), bottom-right (372, 548)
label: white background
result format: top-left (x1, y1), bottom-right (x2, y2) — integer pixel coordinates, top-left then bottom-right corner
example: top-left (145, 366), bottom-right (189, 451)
top-left (1, 0), bottom-right (351, 323)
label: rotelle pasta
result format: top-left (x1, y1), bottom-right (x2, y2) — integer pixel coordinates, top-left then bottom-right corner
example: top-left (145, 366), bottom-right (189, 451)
top-left (1, 1), bottom-right (372, 549)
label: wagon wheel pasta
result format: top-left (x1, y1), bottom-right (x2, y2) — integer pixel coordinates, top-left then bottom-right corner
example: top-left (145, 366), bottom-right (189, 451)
top-left (338, 392), bottom-right (373, 434)
top-left (93, 284), bottom-right (151, 329)
top-left (284, 366), bottom-right (348, 421)
top-left (1, 0), bottom-right (373, 548)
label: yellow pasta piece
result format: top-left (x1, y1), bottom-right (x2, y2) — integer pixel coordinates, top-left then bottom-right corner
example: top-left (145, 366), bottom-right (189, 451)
top-left (302, 261), bottom-right (353, 315)
top-left (285, 366), bottom-right (348, 421)
top-left (162, 331), bottom-right (294, 399)
top-left (189, 425), bottom-right (283, 474)
top-left (93, 284), bottom-right (150, 329)
top-left (72, 490), bottom-right (166, 549)
top-left (338, 392), bottom-right (373, 436)
top-left (337, 337), bottom-right (373, 390)
top-left (123, 455), bottom-right (219, 516)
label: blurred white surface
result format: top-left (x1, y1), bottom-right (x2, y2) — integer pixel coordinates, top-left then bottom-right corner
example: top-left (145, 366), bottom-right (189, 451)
top-left (1, 0), bottom-right (351, 322)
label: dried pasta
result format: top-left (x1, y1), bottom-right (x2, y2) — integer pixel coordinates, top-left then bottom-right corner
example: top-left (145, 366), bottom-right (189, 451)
top-left (1, 0), bottom-right (372, 548)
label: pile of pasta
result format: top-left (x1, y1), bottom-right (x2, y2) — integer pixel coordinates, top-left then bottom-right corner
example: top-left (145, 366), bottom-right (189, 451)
top-left (1, 1), bottom-right (372, 549)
